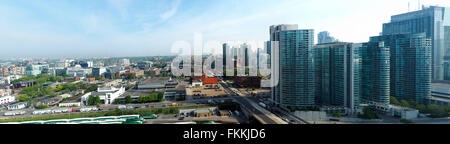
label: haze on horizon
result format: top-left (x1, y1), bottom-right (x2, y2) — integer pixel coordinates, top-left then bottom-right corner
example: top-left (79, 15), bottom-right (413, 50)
top-left (0, 0), bottom-right (449, 58)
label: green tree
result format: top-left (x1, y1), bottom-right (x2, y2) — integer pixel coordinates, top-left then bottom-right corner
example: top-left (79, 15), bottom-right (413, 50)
top-left (54, 85), bottom-right (64, 92)
top-left (17, 94), bottom-right (30, 102)
top-left (390, 96), bottom-right (400, 105)
top-left (36, 104), bottom-right (49, 109)
top-left (359, 107), bottom-right (378, 119)
top-left (400, 100), bottom-right (410, 107)
top-left (88, 95), bottom-right (102, 106)
top-left (125, 95), bottom-right (133, 104)
top-left (49, 93), bottom-right (57, 98)
top-left (127, 74), bottom-right (135, 80)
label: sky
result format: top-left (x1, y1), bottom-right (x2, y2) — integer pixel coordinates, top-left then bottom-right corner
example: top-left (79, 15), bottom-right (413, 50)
top-left (0, 0), bottom-right (449, 58)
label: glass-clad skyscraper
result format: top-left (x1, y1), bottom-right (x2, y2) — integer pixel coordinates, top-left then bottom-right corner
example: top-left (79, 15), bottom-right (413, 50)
top-left (314, 42), bottom-right (361, 112)
top-left (382, 6), bottom-right (450, 80)
top-left (317, 31), bottom-right (336, 44)
top-left (360, 41), bottom-right (390, 111)
top-left (270, 24), bottom-right (315, 108)
top-left (370, 33), bottom-right (432, 104)
top-left (269, 24), bottom-right (298, 106)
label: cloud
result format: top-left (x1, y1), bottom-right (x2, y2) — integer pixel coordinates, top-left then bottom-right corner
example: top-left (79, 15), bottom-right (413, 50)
top-left (160, 0), bottom-right (182, 20)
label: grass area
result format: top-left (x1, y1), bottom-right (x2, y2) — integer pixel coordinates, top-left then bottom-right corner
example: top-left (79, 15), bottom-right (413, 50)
top-left (0, 105), bottom-right (212, 123)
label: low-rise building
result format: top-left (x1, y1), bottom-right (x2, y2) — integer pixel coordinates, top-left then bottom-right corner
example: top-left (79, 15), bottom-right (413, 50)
top-left (195, 107), bottom-right (217, 117)
top-left (428, 82), bottom-right (450, 106)
top-left (66, 68), bottom-right (92, 77)
top-left (0, 95), bottom-right (15, 104)
top-left (388, 105), bottom-right (419, 120)
top-left (137, 77), bottom-right (169, 89)
top-left (164, 84), bottom-right (186, 101)
top-left (192, 80), bottom-right (203, 87)
top-left (81, 86), bottom-right (125, 105)
top-left (58, 102), bottom-right (81, 107)
top-left (104, 79), bottom-right (123, 87)
top-left (92, 67), bottom-right (107, 77)
top-left (7, 102), bottom-right (28, 110)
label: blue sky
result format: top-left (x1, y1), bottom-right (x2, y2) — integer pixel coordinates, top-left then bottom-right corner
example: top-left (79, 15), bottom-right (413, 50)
top-left (0, 0), bottom-right (449, 58)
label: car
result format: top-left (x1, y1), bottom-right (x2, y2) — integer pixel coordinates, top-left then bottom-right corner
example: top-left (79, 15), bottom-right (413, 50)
top-left (282, 118), bottom-right (289, 122)
top-left (290, 120), bottom-right (296, 123)
top-left (178, 117), bottom-right (184, 120)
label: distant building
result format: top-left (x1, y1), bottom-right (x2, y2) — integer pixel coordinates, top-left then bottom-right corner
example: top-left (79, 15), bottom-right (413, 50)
top-left (66, 68), bottom-right (92, 77)
top-left (444, 62), bottom-right (450, 81)
top-left (92, 67), bottom-right (107, 77)
top-left (25, 64), bottom-right (49, 76)
top-left (382, 6), bottom-right (450, 80)
top-left (445, 26), bottom-right (450, 56)
top-left (137, 61), bottom-right (153, 70)
top-left (317, 31), bottom-right (336, 44)
top-left (119, 59), bottom-right (131, 66)
top-left (1, 67), bottom-right (8, 77)
top-left (8, 66), bottom-right (26, 75)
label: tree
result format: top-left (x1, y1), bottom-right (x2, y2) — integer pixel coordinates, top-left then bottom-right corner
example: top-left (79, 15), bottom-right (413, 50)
top-left (17, 94), bottom-right (30, 102)
top-left (126, 95), bottom-right (133, 104)
top-left (127, 74), bottom-right (135, 80)
top-left (49, 93), bottom-right (57, 98)
top-left (400, 100), bottom-right (411, 108)
top-left (390, 96), bottom-right (400, 105)
top-left (359, 107), bottom-right (378, 119)
top-left (88, 95), bottom-right (102, 106)
top-left (36, 104), bottom-right (49, 109)
top-left (54, 85), bottom-right (64, 92)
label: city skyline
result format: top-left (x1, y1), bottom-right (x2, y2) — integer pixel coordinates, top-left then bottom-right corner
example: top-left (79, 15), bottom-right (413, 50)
top-left (1, 0), bottom-right (450, 58)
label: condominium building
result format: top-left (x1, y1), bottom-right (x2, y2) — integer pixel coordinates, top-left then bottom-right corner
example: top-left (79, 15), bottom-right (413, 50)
top-left (382, 6), bottom-right (450, 80)
top-left (360, 40), bottom-right (390, 111)
top-left (314, 42), bottom-right (361, 112)
top-left (270, 24), bottom-right (315, 108)
top-left (370, 33), bottom-right (432, 104)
